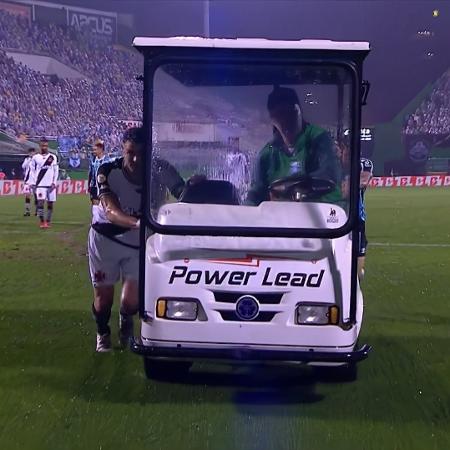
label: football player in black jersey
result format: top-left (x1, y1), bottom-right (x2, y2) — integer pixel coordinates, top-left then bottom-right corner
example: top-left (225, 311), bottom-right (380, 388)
top-left (89, 127), bottom-right (185, 352)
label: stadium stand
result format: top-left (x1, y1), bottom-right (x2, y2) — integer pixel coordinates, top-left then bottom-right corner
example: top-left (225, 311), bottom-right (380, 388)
top-left (0, 10), bottom-right (143, 156)
top-left (403, 68), bottom-right (450, 137)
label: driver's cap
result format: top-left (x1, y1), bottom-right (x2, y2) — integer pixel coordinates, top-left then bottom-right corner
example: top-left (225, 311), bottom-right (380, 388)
top-left (267, 87), bottom-right (300, 111)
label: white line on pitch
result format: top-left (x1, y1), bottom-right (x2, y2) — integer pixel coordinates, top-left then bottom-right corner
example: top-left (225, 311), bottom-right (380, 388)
top-left (372, 242), bottom-right (450, 248)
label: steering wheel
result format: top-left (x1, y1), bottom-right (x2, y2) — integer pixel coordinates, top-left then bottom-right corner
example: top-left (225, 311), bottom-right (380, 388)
top-left (269, 173), bottom-right (336, 201)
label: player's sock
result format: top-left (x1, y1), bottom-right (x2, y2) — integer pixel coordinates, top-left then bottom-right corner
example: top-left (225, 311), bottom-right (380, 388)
top-left (34, 194), bottom-right (38, 215)
top-left (24, 198), bottom-right (31, 215)
top-left (92, 303), bottom-right (111, 336)
top-left (46, 202), bottom-right (53, 223)
top-left (119, 308), bottom-right (134, 348)
top-left (119, 308), bottom-right (134, 331)
top-left (37, 203), bottom-right (45, 223)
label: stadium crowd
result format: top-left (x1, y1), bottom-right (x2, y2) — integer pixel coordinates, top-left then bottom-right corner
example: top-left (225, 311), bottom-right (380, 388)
top-left (403, 68), bottom-right (450, 137)
top-left (0, 10), bottom-right (142, 154)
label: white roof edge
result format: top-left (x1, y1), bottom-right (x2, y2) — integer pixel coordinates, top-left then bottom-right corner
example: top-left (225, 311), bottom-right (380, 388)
top-left (133, 37), bottom-right (369, 51)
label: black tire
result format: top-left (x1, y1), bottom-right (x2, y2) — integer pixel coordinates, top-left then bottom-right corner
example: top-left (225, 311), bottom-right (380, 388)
top-left (143, 358), bottom-right (192, 381)
top-left (314, 362), bottom-right (358, 382)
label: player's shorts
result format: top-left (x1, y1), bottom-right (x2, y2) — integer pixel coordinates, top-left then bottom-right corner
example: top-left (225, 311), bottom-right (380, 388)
top-left (88, 227), bottom-right (139, 287)
top-left (35, 186), bottom-right (57, 202)
top-left (358, 219), bottom-right (368, 257)
top-left (23, 183), bottom-right (32, 195)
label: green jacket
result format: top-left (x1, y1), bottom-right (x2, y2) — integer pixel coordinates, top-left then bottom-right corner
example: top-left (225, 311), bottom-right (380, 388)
top-left (246, 123), bottom-right (341, 205)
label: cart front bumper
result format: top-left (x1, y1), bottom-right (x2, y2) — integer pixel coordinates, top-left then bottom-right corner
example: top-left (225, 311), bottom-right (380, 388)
top-left (130, 337), bottom-right (371, 363)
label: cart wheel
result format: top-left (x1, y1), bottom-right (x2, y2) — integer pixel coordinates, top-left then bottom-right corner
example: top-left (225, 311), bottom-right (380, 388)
top-left (315, 362), bottom-right (358, 382)
top-left (143, 358), bottom-right (192, 381)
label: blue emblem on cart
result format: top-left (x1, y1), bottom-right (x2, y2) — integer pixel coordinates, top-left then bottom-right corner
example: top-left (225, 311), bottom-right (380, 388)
top-left (235, 295), bottom-right (260, 321)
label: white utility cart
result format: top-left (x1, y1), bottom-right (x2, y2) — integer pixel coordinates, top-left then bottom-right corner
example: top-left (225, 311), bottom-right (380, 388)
top-left (131, 37), bottom-right (372, 381)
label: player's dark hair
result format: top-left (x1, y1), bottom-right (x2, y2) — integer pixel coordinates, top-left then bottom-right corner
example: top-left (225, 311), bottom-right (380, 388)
top-left (122, 127), bottom-right (145, 145)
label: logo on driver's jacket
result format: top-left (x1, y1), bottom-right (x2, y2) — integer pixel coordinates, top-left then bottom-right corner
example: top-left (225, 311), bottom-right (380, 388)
top-left (289, 161), bottom-right (304, 175)
top-left (327, 208), bottom-right (339, 224)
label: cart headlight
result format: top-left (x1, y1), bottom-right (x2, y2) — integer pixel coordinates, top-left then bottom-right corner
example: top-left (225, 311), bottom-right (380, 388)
top-left (156, 299), bottom-right (198, 321)
top-left (296, 304), bottom-right (339, 325)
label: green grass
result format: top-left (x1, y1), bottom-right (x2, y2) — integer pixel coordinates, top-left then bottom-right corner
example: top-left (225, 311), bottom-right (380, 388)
top-left (0, 189), bottom-right (449, 450)
top-left (67, 169), bottom-right (89, 180)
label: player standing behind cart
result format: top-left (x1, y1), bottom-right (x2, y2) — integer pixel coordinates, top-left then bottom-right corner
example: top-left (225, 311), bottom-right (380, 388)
top-left (358, 157), bottom-right (373, 280)
top-left (88, 139), bottom-right (112, 204)
top-left (21, 147), bottom-right (37, 216)
top-left (29, 138), bottom-right (59, 229)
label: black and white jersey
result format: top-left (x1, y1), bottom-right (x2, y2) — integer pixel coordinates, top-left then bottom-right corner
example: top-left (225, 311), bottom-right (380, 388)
top-left (29, 153), bottom-right (59, 187)
top-left (360, 158), bottom-right (374, 176)
top-left (94, 157), bottom-right (184, 247)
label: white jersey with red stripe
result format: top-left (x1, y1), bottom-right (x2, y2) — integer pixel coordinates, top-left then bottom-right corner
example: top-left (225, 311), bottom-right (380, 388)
top-left (29, 152), bottom-right (59, 188)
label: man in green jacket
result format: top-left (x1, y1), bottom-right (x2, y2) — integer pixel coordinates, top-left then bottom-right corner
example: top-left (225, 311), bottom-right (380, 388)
top-left (247, 87), bottom-right (341, 205)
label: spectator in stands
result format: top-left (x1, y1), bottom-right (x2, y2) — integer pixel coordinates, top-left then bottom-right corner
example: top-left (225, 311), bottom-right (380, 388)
top-left (69, 149), bottom-right (81, 169)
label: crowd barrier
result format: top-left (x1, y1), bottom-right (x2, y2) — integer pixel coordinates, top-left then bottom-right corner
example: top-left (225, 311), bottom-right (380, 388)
top-left (0, 179), bottom-right (88, 196)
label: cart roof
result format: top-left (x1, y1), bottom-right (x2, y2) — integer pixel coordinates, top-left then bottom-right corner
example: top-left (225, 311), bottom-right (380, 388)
top-left (133, 37), bottom-right (369, 51)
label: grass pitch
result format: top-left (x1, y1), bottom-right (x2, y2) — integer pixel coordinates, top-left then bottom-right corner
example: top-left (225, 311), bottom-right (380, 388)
top-left (0, 189), bottom-right (449, 450)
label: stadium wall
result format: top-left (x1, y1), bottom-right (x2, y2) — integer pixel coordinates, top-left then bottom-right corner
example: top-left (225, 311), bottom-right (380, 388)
top-left (370, 175), bottom-right (450, 187)
top-left (6, 51), bottom-right (86, 79)
top-left (0, 0), bottom-right (30, 18)
top-left (14, 0), bottom-right (118, 43)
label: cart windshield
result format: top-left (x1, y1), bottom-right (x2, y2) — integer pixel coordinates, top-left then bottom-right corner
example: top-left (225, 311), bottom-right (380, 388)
top-left (149, 61), bottom-right (356, 232)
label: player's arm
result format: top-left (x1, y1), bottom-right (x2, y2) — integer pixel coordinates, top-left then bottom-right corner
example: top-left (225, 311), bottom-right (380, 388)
top-left (88, 160), bottom-right (93, 188)
top-left (28, 156), bottom-right (37, 186)
top-left (100, 194), bottom-right (139, 228)
top-left (97, 165), bottom-right (139, 229)
top-left (360, 171), bottom-right (371, 188)
top-left (52, 158), bottom-right (59, 188)
top-left (360, 159), bottom-right (374, 189)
